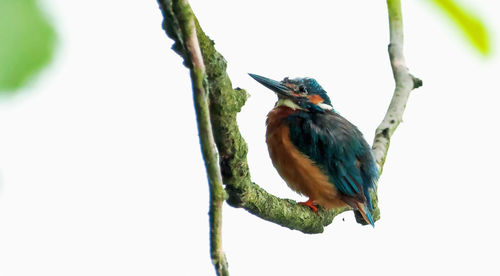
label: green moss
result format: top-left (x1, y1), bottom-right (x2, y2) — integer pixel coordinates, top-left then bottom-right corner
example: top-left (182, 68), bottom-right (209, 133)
top-left (194, 21), bottom-right (251, 190)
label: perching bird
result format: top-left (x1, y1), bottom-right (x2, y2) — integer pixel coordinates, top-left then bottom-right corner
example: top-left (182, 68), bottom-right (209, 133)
top-left (249, 73), bottom-right (378, 226)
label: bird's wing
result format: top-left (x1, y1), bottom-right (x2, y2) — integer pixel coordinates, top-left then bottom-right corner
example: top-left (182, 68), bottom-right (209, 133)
top-left (286, 111), bottom-right (378, 206)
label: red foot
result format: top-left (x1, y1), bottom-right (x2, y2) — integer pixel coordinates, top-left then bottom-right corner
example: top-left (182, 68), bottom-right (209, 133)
top-left (298, 198), bottom-right (318, 213)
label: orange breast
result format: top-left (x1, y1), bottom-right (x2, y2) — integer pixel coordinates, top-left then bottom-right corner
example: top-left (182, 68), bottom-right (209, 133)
top-left (266, 107), bottom-right (346, 209)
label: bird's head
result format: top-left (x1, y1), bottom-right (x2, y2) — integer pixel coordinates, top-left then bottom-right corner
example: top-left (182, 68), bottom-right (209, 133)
top-left (249, 73), bottom-right (333, 112)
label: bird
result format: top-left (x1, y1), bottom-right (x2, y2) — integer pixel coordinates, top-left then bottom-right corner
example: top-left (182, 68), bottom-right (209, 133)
top-left (249, 73), bottom-right (379, 226)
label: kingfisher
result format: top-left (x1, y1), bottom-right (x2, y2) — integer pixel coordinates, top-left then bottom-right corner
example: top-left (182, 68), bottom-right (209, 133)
top-left (249, 73), bottom-right (378, 226)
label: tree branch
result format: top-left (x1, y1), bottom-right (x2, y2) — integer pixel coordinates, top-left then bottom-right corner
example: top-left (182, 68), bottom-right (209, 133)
top-left (372, 0), bottom-right (422, 174)
top-left (157, 1), bottom-right (228, 275)
top-left (354, 0), bottom-right (422, 224)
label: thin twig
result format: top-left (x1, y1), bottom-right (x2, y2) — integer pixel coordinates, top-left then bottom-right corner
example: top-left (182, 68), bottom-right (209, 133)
top-left (372, 0), bottom-right (422, 174)
top-left (159, 0), bottom-right (229, 275)
top-left (355, 0), bottom-right (422, 224)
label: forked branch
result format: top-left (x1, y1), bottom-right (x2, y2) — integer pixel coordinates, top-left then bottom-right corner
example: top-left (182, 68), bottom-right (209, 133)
top-left (158, 0), bottom-right (422, 247)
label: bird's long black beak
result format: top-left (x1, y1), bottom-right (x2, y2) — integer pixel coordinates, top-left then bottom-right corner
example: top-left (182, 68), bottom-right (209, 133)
top-left (248, 73), bottom-right (293, 98)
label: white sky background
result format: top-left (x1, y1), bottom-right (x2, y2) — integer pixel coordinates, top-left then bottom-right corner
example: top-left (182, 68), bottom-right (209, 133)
top-left (0, 0), bottom-right (499, 275)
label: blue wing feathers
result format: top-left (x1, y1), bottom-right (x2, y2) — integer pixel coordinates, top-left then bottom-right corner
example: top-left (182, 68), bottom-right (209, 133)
top-left (364, 205), bottom-right (375, 226)
top-left (287, 110), bottom-right (378, 209)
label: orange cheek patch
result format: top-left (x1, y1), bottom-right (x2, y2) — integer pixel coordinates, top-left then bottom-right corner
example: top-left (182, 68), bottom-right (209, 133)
top-left (308, 94), bottom-right (324, 104)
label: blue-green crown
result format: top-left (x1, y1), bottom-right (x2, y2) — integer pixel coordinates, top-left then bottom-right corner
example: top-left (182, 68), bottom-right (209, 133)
top-left (283, 77), bottom-right (332, 106)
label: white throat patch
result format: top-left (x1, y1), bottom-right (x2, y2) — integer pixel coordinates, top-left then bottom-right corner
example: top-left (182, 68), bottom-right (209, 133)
top-left (275, 98), bottom-right (302, 110)
top-left (275, 98), bottom-right (333, 111)
top-left (317, 102), bottom-right (333, 111)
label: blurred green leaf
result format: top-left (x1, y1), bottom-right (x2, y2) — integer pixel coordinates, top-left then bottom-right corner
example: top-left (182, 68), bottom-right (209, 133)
top-left (430, 0), bottom-right (491, 56)
top-left (0, 0), bottom-right (56, 92)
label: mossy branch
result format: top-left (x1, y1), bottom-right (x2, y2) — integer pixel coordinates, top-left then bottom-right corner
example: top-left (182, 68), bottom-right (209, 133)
top-left (157, 1), bottom-right (228, 275)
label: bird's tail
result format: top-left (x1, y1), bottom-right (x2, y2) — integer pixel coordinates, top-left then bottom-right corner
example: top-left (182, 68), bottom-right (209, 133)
top-left (355, 202), bottom-right (375, 227)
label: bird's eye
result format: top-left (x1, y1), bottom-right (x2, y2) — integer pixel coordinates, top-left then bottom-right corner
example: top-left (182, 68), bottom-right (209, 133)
top-left (298, 86), bottom-right (307, 94)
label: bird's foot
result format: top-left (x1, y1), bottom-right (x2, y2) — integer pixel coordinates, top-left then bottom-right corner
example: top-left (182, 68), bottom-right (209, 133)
top-left (298, 198), bottom-right (318, 213)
